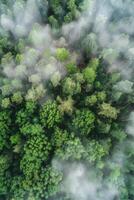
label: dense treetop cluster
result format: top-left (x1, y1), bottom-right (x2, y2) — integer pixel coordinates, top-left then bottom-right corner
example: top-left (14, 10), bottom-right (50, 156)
top-left (0, 0), bottom-right (134, 200)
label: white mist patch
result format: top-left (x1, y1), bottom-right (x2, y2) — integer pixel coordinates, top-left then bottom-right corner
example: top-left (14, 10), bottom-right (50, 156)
top-left (113, 80), bottom-right (133, 94)
top-left (62, 164), bottom-right (98, 200)
top-left (62, 0), bottom-right (95, 43)
top-left (127, 112), bottom-right (134, 136)
top-left (29, 24), bottom-right (52, 50)
top-left (0, 0), bottom-right (72, 101)
top-left (1, 14), bottom-right (15, 31)
top-left (63, 0), bottom-right (134, 79)
top-left (0, 0), bottom-right (41, 37)
top-left (52, 160), bottom-right (118, 200)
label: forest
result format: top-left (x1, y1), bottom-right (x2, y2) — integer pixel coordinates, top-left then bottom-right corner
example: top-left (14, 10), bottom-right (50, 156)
top-left (0, 0), bottom-right (134, 200)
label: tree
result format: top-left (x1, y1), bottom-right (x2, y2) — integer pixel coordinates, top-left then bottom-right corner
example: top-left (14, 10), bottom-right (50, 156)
top-left (110, 72), bottom-right (121, 84)
top-left (10, 132), bottom-right (22, 153)
top-left (67, 0), bottom-right (77, 12)
top-left (52, 127), bottom-right (69, 148)
top-left (64, 12), bottom-right (73, 23)
top-left (50, 0), bottom-right (63, 16)
top-left (66, 62), bottom-right (77, 74)
top-left (1, 84), bottom-right (12, 96)
top-left (1, 52), bottom-right (13, 67)
top-left (96, 91), bottom-right (107, 102)
top-left (57, 96), bottom-right (74, 115)
top-left (16, 101), bottom-right (38, 127)
top-left (110, 123), bottom-right (127, 142)
top-left (11, 79), bottom-right (23, 90)
top-left (56, 48), bottom-right (70, 61)
top-left (83, 66), bottom-right (96, 84)
top-left (55, 136), bottom-right (85, 160)
top-left (28, 74), bottom-right (41, 85)
top-left (113, 80), bottom-right (133, 94)
top-left (48, 16), bottom-right (59, 29)
top-left (0, 155), bottom-right (11, 195)
top-left (81, 33), bottom-right (98, 55)
top-left (0, 111), bottom-right (11, 150)
top-left (25, 84), bottom-right (46, 101)
top-left (40, 166), bottom-right (63, 199)
top-left (87, 58), bottom-right (99, 71)
top-left (84, 140), bottom-right (109, 168)
top-left (72, 72), bottom-right (84, 84)
top-left (96, 119), bottom-right (111, 134)
top-left (10, 176), bottom-right (25, 200)
top-left (20, 123), bottom-right (44, 137)
top-left (85, 95), bottom-right (97, 106)
top-left (101, 48), bottom-right (119, 64)
top-left (1, 98), bottom-right (10, 108)
top-left (25, 101), bottom-right (37, 113)
top-left (11, 91), bottom-right (23, 104)
top-left (40, 100), bottom-right (62, 128)
top-left (62, 77), bottom-right (81, 96)
top-left (51, 72), bottom-right (61, 87)
top-left (0, 1), bottom-right (133, 199)
top-left (99, 103), bottom-right (119, 120)
top-left (72, 109), bottom-right (95, 136)
top-left (16, 38), bottom-right (25, 53)
top-left (20, 134), bottom-right (51, 178)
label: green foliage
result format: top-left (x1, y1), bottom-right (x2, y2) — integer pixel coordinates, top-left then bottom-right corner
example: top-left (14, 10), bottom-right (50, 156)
top-left (97, 119), bottom-right (111, 134)
top-left (56, 48), bottom-right (70, 61)
top-left (25, 84), bottom-right (46, 101)
top-left (20, 123), bottom-right (43, 137)
top-left (20, 134), bottom-right (51, 177)
top-left (1, 84), bottom-right (12, 96)
top-left (85, 95), bottom-right (97, 106)
top-left (84, 140), bottom-right (109, 168)
top-left (10, 176), bottom-right (25, 200)
top-left (0, 111), bottom-right (11, 150)
top-left (64, 12), bottom-right (74, 23)
top-left (82, 33), bottom-right (98, 55)
top-left (48, 0), bottom-right (82, 26)
top-left (0, 155), bottom-right (11, 195)
top-left (99, 103), bottom-right (119, 119)
top-left (0, 1), bottom-right (133, 199)
top-left (16, 101), bottom-right (38, 127)
top-left (110, 123), bottom-right (127, 142)
top-left (56, 136), bottom-right (85, 160)
top-left (40, 100), bottom-right (62, 128)
top-left (48, 16), bottom-right (59, 29)
top-left (10, 167), bottom-right (63, 199)
top-left (72, 109), bottom-right (95, 136)
top-left (11, 91), bottom-right (23, 104)
top-left (66, 62), bottom-right (77, 74)
top-left (83, 66), bottom-right (96, 84)
top-left (52, 127), bottom-right (69, 148)
top-left (62, 77), bottom-right (81, 96)
top-left (1, 52), bottom-right (13, 66)
top-left (42, 167), bottom-right (63, 198)
top-left (88, 58), bottom-right (99, 71)
top-left (97, 91), bottom-right (107, 102)
top-left (110, 72), bottom-right (121, 84)
top-left (57, 96), bottom-right (74, 115)
top-left (113, 80), bottom-right (133, 94)
top-left (101, 48), bottom-right (119, 64)
top-left (25, 101), bottom-right (37, 113)
top-left (1, 98), bottom-right (10, 108)
top-left (10, 133), bottom-right (21, 146)
top-left (51, 72), bottom-right (61, 87)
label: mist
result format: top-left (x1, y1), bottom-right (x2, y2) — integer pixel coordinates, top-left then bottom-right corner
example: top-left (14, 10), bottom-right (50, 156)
top-left (0, 0), bottom-right (133, 200)
top-left (63, 0), bottom-right (134, 79)
top-left (56, 0), bottom-right (134, 199)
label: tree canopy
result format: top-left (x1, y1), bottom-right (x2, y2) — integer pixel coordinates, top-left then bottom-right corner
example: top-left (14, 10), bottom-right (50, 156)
top-left (0, 0), bottom-right (133, 200)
